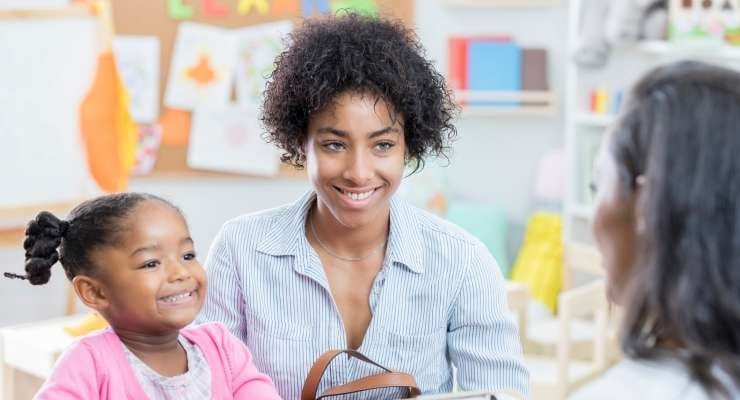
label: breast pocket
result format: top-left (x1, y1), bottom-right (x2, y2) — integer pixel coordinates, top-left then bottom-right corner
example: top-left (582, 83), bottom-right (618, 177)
top-left (247, 317), bottom-right (315, 390)
top-left (379, 326), bottom-right (448, 389)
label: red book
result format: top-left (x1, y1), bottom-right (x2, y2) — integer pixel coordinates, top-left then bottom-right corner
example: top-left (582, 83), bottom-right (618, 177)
top-left (448, 36), bottom-right (469, 95)
top-left (448, 35), bottom-right (512, 107)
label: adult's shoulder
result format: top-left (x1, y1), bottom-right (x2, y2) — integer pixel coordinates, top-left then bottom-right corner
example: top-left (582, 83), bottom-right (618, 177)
top-left (215, 202), bottom-right (295, 245)
top-left (400, 199), bottom-right (482, 249)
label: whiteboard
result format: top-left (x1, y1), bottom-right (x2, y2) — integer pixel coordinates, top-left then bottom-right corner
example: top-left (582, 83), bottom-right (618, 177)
top-left (0, 18), bottom-right (100, 209)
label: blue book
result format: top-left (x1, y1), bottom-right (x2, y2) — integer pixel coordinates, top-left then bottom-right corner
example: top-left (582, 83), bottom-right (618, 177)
top-left (468, 41), bottom-right (522, 107)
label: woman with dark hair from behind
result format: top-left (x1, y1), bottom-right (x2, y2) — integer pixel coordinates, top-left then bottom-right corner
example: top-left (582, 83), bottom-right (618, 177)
top-left (570, 61), bottom-right (740, 399)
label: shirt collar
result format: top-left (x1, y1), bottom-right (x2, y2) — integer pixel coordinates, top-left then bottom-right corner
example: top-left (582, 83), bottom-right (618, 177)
top-left (256, 190), bottom-right (425, 274)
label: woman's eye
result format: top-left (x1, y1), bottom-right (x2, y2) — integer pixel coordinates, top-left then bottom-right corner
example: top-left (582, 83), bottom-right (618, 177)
top-left (375, 142), bottom-right (394, 152)
top-left (141, 260), bottom-right (159, 269)
top-left (323, 142), bottom-right (344, 151)
top-left (183, 252), bottom-right (197, 261)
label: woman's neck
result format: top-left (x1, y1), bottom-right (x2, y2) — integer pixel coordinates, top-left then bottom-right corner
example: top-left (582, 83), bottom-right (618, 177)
top-left (310, 202), bottom-right (390, 257)
top-left (114, 327), bottom-right (187, 376)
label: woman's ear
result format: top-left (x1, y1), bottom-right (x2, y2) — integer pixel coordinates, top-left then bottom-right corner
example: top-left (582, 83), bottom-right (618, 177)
top-left (72, 275), bottom-right (110, 312)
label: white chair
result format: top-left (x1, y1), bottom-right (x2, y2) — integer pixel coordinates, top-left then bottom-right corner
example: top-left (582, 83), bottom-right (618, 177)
top-left (524, 279), bottom-right (609, 400)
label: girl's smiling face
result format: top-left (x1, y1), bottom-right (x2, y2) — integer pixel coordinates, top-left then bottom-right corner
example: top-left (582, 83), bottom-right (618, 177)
top-left (91, 200), bottom-right (207, 334)
top-left (591, 135), bottom-right (641, 305)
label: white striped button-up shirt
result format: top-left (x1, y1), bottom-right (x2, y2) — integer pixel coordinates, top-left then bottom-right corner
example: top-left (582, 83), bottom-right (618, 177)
top-left (197, 191), bottom-right (529, 399)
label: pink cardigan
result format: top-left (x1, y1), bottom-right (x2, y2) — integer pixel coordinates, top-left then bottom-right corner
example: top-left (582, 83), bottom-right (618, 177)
top-left (35, 322), bottom-right (282, 400)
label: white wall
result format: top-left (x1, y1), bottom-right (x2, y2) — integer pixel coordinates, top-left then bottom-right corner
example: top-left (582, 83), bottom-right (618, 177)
top-left (414, 1), bottom-right (567, 222)
top-left (0, 1), bottom-right (568, 327)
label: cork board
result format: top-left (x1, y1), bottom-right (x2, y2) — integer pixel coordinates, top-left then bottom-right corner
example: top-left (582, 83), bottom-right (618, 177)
top-left (110, 0), bottom-right (414, 178)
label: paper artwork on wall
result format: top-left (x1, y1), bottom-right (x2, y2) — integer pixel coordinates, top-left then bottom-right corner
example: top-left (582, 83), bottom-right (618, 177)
top-left (0, 18), bottom-right (100, 208)
top-left (331, 0), bottom-right (378, 15)
top-left (233, 20), bottom-right (292, 113)
top-left (301, 0), bottom-right (330, 17)
top-left (164, 22), bottom-right (237, 111)
top-left (187, 105), bottom-right (280, 176)
top-left (131, 124), bottom-right (162, 175)
top-left (113, 36), bottom-right (160, 123)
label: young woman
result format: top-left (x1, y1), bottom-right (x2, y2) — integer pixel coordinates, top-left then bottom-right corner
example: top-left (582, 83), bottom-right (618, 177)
top-left (197, 12), bottom-right (528, 399)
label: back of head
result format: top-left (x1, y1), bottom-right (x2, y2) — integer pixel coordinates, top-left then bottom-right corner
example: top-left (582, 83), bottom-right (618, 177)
top-left (5, 192), bottom-right (177, 285)
top-left (612, 61), bottom-right (740, 397)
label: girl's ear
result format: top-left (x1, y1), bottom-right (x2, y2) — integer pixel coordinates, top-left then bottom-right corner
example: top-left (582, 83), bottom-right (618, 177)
top-left (72, 275), bottom-right (110, 312)
top-left (635, 175), bottom-right (647, 234)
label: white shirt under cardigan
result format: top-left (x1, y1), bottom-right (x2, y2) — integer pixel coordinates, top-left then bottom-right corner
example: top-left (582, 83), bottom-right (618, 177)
top-left (197, 191), bottom-right (529, 399)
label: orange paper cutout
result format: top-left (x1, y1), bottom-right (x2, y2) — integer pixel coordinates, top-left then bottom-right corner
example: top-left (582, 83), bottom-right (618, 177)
top-left (186, 54), bottom-right (217, 86)
top-left (79, 51), bottom-right (137, 193)
top-left (160, 108), bottom-right (192, 146)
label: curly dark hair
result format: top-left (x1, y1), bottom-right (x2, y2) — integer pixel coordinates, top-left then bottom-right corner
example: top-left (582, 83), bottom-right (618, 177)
top-left (262, 12), bottom-right (457, 172)
top-left (611, 61), bottom-right (740, 398)
top-left (4, 193), bottom-right (181, 285)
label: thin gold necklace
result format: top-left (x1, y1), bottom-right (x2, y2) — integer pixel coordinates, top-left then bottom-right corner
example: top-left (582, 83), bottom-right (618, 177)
top-left (309, 215), bottom-right (387, 262)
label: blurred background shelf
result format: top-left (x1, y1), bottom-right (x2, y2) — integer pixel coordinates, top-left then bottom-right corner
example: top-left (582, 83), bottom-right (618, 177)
top-left (445, 0), bottom-right (560, 7)
top-left (456, 90), bottom-right (558, 117)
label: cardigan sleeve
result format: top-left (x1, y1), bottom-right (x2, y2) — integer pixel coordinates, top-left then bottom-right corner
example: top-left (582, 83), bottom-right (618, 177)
top-left (210, 322), bottom-right (282, 400)
top-left (34, 340), bottom-right (102, 400)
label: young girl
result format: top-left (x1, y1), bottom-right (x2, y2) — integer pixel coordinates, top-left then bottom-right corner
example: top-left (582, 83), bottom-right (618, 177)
top-left (570, 61), bottom-right (740, 399)
top-left (4, 193), bottom-right (282, 400)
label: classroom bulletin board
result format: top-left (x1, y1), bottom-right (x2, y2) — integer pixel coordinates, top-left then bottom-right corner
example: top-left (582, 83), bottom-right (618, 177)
top-left (110, 0), bottom-right (414, 178)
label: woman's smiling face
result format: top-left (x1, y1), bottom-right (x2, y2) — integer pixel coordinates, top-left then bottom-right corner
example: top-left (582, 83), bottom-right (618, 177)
top-left (304, 90), bottom-right (406, 229)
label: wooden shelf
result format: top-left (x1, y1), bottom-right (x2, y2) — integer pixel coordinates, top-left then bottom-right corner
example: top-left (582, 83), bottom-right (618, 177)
top-left (634, 40), bottom-right (740, 60)
top-left (445, 0), bottom-right (560, 7)
top-left (456, 90), bottom-right (558, 117)
top-left (571, 204), bottom-right (594, 220)
top-left (574, 113), bottom-right (614, 127)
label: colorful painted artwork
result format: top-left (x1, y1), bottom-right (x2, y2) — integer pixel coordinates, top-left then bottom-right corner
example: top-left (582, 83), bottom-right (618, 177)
top-left (331, 0), bottom-right (378, 15)
top-left (187, 105), bottom-right (281, 176)
top-left (238, 0), bottom-right (270, 15)
top-left (233, 20), bottom-right (293, 112)
top-left (164, 22), bottom-right (238, 111)
top-left (301, 0), bottom-right (330, 17)
top-left (131, 123), bottom-right (162, 176)
top-left (112, 36), bottom-right (160, 123)
top-left (670, 0), bottom-right (740, 44)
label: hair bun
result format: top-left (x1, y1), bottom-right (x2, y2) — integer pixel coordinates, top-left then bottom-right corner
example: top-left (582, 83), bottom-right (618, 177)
top-left (20, 211), bottom-right (67, 285)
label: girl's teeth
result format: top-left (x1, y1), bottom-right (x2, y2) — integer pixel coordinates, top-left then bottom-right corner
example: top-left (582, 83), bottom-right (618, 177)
top-left (162, 292), bottom-right (191, 303)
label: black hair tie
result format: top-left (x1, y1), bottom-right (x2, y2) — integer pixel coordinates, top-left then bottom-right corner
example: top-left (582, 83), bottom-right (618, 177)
top-left (58, 220), bottom-right (69, 238)
top-left (3, 272), bottom-right (28, 280)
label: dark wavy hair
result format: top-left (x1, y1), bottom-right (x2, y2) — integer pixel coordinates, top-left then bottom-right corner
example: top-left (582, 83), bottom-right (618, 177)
top-left (610, 61), bottom-right (740, 398)
top-left (4, 193), bottom-right (179, 285)
top-left (261, 12), bottom-right (457, 173)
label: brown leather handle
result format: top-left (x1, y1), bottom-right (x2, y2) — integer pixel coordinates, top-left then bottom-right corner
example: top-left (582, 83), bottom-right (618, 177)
top-left (301, 349), bottom-right (421, 400)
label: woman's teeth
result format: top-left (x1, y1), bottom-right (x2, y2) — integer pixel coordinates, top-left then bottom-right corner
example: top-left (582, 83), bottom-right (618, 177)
top-left (345, 190), bottom-right (373, 201)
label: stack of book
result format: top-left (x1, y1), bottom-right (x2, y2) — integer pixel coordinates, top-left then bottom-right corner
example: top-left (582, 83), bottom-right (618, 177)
top-left (448, 35), bottom-right (548, 108)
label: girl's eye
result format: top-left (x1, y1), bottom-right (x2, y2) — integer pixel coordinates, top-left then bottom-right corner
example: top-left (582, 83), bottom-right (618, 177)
top-left (375, 142), bottom-right (394, 152)
top-left (141, 260), bottom-right (159, 269)
top-left (183, 252), bottom-right (197, 261)
top-left (322, 142), bottom-right (345, 152)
